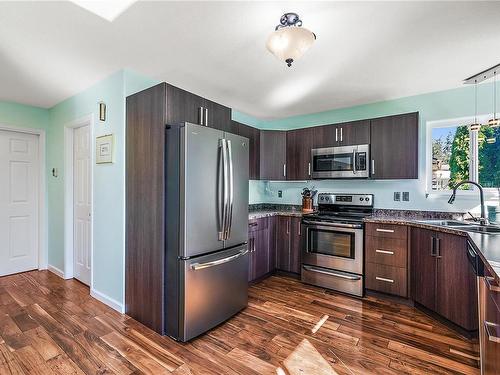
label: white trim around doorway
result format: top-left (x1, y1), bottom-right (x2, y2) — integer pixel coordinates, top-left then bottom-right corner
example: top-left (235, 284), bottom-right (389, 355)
top-left (0, 124), bottom-right (47, 272)
top-left (63, 114), bottom-right (94, 283)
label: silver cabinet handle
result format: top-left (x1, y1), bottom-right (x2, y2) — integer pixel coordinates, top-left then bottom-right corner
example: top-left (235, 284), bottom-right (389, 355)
top-left (335, 128), bottom-right (338, 142)
top-left (283, 163), bottom-right (286, 177)
top-left (198, 107), bottom-right (204, 125)
top-left (226, 140), bottom-right (234, 240)
top-left (340, 127), bottom-right (343, 142)
top-left (303, 265), bottom-right (361, 281)
top-left (376, 249), bottom-right (394, 255)
top-left (308, 162), bottom-right (311, 176)
top-left (484, 321), bottom-right (500, 344)
top-left (376, 276), bottom-right (394, 283)
top-left (218, 139), bottom-right (228, 241)
top-left (371, 159), bottom-right (375, 175)
top-left (376, 228), bottom-right (394, 233)
top-left (204, 108), bottom-right (209, 127)
top-left (191, 249), bottom-right (248, 270)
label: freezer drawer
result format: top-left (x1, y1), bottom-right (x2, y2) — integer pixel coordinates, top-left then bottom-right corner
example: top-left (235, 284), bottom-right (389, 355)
top-left (179, 245), bottom-right (248, 341)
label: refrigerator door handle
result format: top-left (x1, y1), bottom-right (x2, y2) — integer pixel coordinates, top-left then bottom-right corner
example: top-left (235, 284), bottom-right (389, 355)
top-left (218, 139), bottom-right (228, 241)
top-left (226, 139), bottom-right (234, 240)
top-left (191, 249), bottom-right (249, 270)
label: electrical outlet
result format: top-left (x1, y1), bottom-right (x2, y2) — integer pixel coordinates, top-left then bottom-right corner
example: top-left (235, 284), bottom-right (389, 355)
top-left (278, 190), bottom-right (283, 198)
top-left (394, 192), bottom-right (401, 201)
top-left (403, 192), bottom-right (410, 201)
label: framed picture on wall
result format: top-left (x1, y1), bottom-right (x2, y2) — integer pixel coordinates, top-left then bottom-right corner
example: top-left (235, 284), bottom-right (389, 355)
top-left (96, 134), bottom-right (114, 164)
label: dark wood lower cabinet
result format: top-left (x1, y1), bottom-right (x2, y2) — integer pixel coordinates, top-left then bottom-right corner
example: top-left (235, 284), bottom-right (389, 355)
top-left (248, 217), bottom-right (273, 282)
top-left (275, 216), bottom-right (301, 274)
top-left (411, 227), bottom-right (478, 331)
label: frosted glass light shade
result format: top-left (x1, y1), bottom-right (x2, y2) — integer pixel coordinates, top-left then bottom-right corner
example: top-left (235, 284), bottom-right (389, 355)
top-left (266, 26), bottom-right (316, 67)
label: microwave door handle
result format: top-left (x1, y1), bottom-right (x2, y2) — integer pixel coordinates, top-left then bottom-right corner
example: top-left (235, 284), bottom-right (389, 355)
top-left (352, 149), bottom-right (356, 174)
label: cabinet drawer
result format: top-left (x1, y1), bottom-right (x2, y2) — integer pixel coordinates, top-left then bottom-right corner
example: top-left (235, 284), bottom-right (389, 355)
top-left (365, 236), bottom-right (407, 268)
top-left (248, 218), bottom-right (268, 232)
top-left (366, 223), bottom-right (407, 240)
top-left (366, 263), bottom-right (407, 297)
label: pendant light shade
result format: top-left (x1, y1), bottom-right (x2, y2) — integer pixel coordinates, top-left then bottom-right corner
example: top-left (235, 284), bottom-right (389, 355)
top-left (266, 13), bottom-right (316, 67)
top-left (488, 70), bottom-right (499, 127)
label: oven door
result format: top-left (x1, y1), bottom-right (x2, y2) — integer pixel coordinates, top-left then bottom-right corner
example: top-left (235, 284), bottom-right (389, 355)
top-left (311, 145), bottom-right (369, 179)
top-left (302, 221), bottom-right (363, 275)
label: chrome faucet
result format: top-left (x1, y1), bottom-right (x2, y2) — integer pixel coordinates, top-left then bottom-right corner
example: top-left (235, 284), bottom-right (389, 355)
top-left (448, 180), bottom-right (489, 226)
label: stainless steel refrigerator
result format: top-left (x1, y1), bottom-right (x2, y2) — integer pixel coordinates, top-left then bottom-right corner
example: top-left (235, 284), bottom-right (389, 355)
top-left (165, 122), bottom-right (249, 342)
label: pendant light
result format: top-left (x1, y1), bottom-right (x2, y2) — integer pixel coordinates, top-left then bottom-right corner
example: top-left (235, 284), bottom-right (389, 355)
top-left (488, 70), bottom-right (500, 127)
top-left (470, 79), bottom-right (481, 132)
top-left (266, 13), bottom-right (316, 67)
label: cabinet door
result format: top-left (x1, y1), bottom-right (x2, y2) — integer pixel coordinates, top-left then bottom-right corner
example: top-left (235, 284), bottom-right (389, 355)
top-left (166, 84), bottom-right (205, 126)
top-left (436, 232), bottom-right (478, 330)
top-left (289, 217), bottom-right (302, 274)
top-left (276, 216), bottom-right (291, 271)
top-left (338, 120), bottom-right (370, 146)
top-left (248, 231), bottom-right (256, 282)
top-left (370, 112), bottom-right (418, 179)
top-left (204, 98), bottom-right (233, 132)
top-left (314, 124), bottom-right (339, 148)
top-left (286, 128), bottom-right (315, 180)
top-left (260, 130), bottom-right (287, 181)
top-left (235, 122), bottom-right (260, 180)
top-left (411, 227), bottom-right (437, 311)
top-left (253, 228), bottom-right (270, 280)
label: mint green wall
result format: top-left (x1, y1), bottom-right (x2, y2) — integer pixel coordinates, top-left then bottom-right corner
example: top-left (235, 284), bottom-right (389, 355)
top-left (48, 69), bottom-right (157, 308)
top-left (0, 101), bottom-right (49, 130)
top-left (234, 82), bottom-right (500, 219)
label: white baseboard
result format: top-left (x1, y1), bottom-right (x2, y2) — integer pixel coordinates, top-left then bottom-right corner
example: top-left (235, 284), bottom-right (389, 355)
top-left (47, 265), bottom-right (65, 279)
top-left (90, 288), bottom-right (124, 313)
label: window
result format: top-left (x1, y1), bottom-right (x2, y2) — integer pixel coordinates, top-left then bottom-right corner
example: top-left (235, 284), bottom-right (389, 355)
top-left (430, 120), bottom-right (500, 192)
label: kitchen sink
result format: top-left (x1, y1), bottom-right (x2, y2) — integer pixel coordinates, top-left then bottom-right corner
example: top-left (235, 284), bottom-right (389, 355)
top-left (416, 220), bottom-right (472, 227)
top-left (460, 225), bottom-right (500, 234)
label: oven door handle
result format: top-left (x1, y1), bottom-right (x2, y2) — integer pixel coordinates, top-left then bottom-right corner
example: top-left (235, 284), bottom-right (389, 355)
top-left (302, 220), bottom-right (363, 229)
top-left (302, 265), bottom-right (362, 281)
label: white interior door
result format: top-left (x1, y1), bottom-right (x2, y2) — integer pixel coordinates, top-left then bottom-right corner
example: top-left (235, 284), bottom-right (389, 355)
top-left (73, 125), bottom-right (91, 285)
top-left (0, 130), bottom-right (39, 276)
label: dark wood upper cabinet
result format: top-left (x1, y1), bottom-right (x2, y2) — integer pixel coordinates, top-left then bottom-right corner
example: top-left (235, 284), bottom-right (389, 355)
top-left (234, 121), bottom-right (260, 180)
top-left (370, 112), bottom-right (418, 179)
top-left (313, 120), bottom-right (370, 148)
top-left (260, 130), bottom-right (287, 180)
top-left (286, 127), bottom-right (315, 180)
top-left (411, 227), bottom-right (478, 331)
top-left (165, 84), bottom-right (231, 132)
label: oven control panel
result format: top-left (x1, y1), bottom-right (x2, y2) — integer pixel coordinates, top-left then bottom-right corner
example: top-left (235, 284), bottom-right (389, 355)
top-left (317, 193), bottom-right (374, 207)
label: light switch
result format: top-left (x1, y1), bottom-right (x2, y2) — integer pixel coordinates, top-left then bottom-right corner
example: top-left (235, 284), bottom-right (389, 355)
top-left (394, 192), bottom-right (401, 201)
top-left (403, 192), bottom-right (410, 201)
top-left (278, 190), bottom-right (283, 198)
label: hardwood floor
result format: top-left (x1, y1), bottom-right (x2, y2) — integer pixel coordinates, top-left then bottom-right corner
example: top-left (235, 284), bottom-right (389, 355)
top-left (0, 271), bottom-right (479, 374)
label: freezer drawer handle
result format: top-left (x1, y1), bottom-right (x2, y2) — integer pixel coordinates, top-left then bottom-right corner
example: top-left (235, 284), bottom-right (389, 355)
top-left (376, 228), bottom-right (394, 233)
top-left (375, 276), bottom-right (394, 283)
top-left (376, 249), bottom-right (394, 255)
top-left (302, 265), bottom-right (361, 281)
top-left (191, 249), bottom-right (248, 271)
top-left (484, 321), bottom-right (500, 344)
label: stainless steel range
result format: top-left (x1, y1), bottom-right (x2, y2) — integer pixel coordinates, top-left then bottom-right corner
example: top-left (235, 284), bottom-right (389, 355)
top-left (301, 193), bottom-right (374, 297)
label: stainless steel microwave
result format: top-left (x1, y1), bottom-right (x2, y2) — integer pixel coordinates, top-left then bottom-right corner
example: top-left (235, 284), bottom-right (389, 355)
top-left (311, 144), bottom-right (369, 179)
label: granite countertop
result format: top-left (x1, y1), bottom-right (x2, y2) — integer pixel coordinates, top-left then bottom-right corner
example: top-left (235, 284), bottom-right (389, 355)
top-left (365, 216), bottom-right (500, 283)
top-left (249, 210), bottom-right (309, 220)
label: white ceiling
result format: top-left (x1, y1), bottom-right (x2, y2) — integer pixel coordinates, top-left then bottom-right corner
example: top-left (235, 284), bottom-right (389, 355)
top-left (1, 1), bottom-right (500, 119)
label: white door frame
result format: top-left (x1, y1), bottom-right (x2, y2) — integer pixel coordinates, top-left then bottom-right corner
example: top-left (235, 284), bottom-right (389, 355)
top-left (0, 124), bottom-right (47, 271)
top-left (64, 114), bottom-right (94, 283)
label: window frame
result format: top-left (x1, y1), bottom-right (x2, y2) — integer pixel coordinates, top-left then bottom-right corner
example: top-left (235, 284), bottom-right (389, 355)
top-left (426, 114), bottom-right (499, 197)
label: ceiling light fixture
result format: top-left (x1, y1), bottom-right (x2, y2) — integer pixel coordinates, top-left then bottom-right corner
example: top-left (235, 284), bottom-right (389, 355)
top-left (266, 13), bottom-right (316, 67)
top-left (470, 79), bottom-right (481, 132)
top-left (70, 0), bottom-right (136, 22)
top-left (488, 70), bottom-right (499, 127)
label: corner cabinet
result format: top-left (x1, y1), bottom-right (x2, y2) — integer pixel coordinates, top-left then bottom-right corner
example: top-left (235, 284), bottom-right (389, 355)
top-left (370, 112), bottom-right (418, 179)
top-left (411, 227), bottom-right (478, 331)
